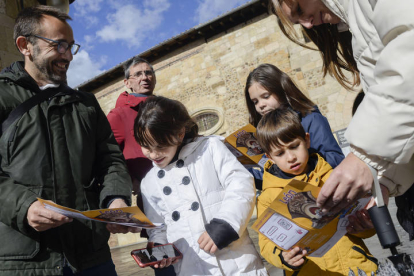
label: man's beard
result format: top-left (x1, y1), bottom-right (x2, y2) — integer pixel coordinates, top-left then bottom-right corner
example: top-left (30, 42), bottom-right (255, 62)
top-left (32, 45), bottom-right (68, 85)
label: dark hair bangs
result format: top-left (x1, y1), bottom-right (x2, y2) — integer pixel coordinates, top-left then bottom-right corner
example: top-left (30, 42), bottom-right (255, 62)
top-left (134, 96), bottom-right (199, 148)
top-left (256, 108), bottom-right (306, 154)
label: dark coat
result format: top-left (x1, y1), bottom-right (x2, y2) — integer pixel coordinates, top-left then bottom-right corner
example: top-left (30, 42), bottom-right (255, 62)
top-left (0, 62), bottom-right (132, 275)
top-left (107, 92), bottom-right (153, 182)
top-left (300, 106), bottom-right (344, 168)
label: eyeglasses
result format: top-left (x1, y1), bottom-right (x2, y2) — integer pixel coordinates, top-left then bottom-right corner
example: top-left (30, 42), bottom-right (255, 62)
top-left (129, 70), bottom-right (154, 79)
top-left (31, 35), bottom-right (81, 55)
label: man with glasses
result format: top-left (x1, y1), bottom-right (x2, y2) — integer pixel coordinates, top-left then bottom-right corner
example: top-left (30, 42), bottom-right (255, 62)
top-left (108, 58), bottom-right (175, 275)
top-left (108, 57), bottom-right (156, 207)
top-left (0, 6), bottom-right (137, 275)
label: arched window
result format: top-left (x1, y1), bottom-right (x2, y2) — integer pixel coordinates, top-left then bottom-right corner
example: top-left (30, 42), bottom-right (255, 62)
top-left (191, 108), bottom-right (224, 135)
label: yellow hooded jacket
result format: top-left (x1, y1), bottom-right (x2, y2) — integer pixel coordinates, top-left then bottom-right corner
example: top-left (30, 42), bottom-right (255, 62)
top-left (257, 154), bottom-right (378, 275)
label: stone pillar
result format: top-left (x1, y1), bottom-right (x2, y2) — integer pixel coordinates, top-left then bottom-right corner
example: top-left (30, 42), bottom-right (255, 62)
top-left (0, 0), bottom-right (38, 71)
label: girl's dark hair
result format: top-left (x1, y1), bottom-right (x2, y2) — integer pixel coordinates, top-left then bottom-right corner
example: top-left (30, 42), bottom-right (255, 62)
top-left (134, 96), bottom-right (199, 147)
top-left (256, 106), bottom-right (306, 154)
top-left (270, 0), bottom-right (360, 90)
top-left (245, 63), bottom-right (315, 127)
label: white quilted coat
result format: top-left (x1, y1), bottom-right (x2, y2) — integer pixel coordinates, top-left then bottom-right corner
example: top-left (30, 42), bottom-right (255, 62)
top-left (141, 136), bottom-right (268, 276)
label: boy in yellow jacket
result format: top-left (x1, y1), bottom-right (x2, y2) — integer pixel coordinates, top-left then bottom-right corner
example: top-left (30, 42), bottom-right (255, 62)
top-left (255, 107), bottom-right (378, 275)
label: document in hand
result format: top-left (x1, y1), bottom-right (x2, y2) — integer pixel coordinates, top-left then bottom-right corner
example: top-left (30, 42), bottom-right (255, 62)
top-left (37, 198), bottom-right (163, 229)
top-left (252, 180), bottom-right (370, 257)
top-left (224, 124), bottom-right (268, 167)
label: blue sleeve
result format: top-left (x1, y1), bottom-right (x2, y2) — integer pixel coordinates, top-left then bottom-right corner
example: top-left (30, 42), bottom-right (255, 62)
top-left (301, 111), bottom-right (344, 168)
top-left (247, 166), bottom-right (263, 190)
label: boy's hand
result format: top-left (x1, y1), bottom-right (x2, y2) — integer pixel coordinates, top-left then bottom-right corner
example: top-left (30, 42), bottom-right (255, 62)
top-left (198, 231), bottom-right (218, 254)
top-left (347, 184), bottom-right (389, 234)
top-left (347, 209), bottom-right (373, 234)
top-left (282, 247), bottom-right (307, 267)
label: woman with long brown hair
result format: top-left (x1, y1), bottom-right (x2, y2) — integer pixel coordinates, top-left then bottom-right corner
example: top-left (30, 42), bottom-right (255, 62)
top-left (270, 0), bottom-right (414, 215)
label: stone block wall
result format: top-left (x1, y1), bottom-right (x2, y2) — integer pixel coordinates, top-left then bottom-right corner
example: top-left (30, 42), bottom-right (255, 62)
top-left (95, 13), bottom-right (360, 137)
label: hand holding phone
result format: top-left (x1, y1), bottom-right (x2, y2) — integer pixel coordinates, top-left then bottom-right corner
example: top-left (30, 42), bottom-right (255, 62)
top-left (131, 243), bottom-right (183, 268)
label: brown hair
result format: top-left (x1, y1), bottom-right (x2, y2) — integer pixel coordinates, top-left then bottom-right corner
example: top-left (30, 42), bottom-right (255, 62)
top-left (269, 0), bottom-right (360, 90)
top-left (14, 5), bottom-right (71, 46)
top-left (256, 106), bottom-right (306, 154)
top-left (245, 63), bottom-right (315, 127)
top-left (134, 96), bottom-right (199, 147)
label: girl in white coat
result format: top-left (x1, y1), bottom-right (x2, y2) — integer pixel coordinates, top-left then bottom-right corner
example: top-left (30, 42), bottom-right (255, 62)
top-left (134, 96), bottom-right (268, 276)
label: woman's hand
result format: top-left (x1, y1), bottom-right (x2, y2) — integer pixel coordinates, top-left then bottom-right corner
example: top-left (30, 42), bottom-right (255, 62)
top-left (317, 153), bottom-right (373, 215)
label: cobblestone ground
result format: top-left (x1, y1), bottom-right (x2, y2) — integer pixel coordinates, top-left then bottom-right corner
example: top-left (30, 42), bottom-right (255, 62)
top-left (112, 198), bottom-right (414, 276)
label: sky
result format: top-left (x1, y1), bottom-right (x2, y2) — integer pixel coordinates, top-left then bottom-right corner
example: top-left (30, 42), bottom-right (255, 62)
top-left (66, 0), bottom-right (252, 88)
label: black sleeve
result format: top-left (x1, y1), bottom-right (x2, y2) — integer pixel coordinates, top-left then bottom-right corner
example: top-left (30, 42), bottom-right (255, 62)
top-left (205, 218), bottom-right (239, 250)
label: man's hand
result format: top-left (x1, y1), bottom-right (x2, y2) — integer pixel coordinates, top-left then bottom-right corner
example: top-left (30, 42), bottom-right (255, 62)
top-left (317, 153), bottom-right (373, 215)
top-left (27, 200), bottom-right (72, 231)
top-left (106, 199), bottom-right (142, 234)
top-left (281, 247), bottom-right (307, 267)
top-left (198, 231), bottom-right (218, 254)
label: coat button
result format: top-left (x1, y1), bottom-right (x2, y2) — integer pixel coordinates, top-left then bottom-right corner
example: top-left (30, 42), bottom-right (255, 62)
top-left (172, 211), bottom-right (180, 221)
top-left (191, 202), bottom-right (199, 211)
top-left (315, 177), bottom-right (319, 182)
top-left (177, 159), bottom-right (184, 168)
top-left (157, 170), bottom-right (165, 178)
top-left (163, 186), bottom-right (172, 195)
top-left (182, 176), bottom-right (190, 185)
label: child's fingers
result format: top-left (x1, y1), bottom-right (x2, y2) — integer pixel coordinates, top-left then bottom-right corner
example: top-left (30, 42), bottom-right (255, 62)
top-left (282, 247), bottom-right (306, 266)
top-left (198, 232), bottom-right (207, 243)
top-left (357, 209), bottom-right (374, 229)
top-left (157, 258), bottom-right (168, 269)
top-left (347, 215), bottom-right (362, 233)
top-left (347, 210), bottom-right (374, 233)
top-left (290, 256), bottom-right (306, 267)
top-left (288, 247), bottom-right (301, 256)
top-left (164, 257), bottom-right (173, 267)
top-left (202, 239), bottom-right (215, 252)
top-left (198, 239), bottom-right (208, 250)
top-left (209, 242), bottom-right (218, 254)
top-left (198, 233), bottom-right (207, 247)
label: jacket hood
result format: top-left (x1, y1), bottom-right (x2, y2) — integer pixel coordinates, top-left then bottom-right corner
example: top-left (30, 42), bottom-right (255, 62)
top-left (262, 153), bottom-right (332, 191)
top-left (0, 61), bottom-right (39, 91)
top-left (321, 0), bottom-right (349, 31)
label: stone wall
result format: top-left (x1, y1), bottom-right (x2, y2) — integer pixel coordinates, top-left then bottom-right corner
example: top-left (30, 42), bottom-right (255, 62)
top-left (94, 13), bottom-right (359, 136)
